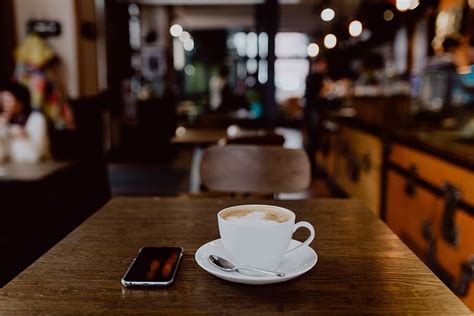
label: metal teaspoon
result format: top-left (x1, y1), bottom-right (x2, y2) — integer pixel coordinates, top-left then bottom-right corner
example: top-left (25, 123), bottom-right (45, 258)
top-left (208, 255), bottom-right (285, 277)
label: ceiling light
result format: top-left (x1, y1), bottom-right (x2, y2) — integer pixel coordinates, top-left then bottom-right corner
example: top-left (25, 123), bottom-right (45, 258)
top-left (184, 64), bottom-right (195, 76)
top-left (179, 31), bottom-right (191, 42)
top-left (324, 34), bottom-right (337, 49)
top-left (321, 8), bottom-right (335, 22)
top-left (383, 10), bottom-right (394, 21)
top-left (170, 24), bottom-right (183, 37)
top-left (183, 38), bottom-right (194, 51)
top-left (396, 0), bottom-right (410, 12)
top-left (349, 20), bottom-right (362, 37)
top-left (409, 0), bottom-right (419, 10)
top-left (307, 43), bottom-right (319, 57)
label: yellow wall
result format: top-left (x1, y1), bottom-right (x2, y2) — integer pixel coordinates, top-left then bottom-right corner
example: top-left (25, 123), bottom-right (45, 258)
top-left (14, 0), bottom-right (80, 98)
top-left (13, 0), bottom-right (101, 98)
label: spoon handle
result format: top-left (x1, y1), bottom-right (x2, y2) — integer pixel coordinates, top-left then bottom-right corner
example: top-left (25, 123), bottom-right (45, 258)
top-left (235, 265), bottom-right (285, 277)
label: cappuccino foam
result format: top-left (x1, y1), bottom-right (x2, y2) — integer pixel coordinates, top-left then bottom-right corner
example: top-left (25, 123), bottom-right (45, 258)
top-left (222, 209), bottom-right (289, 226)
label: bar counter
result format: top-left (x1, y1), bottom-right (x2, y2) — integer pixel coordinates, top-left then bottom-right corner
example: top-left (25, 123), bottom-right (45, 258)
top-left (331, 95), bottom-right (474, 169)
top-left (0, 198), bottom-right (469, 314)
top-left (316, 103), bottom-right (474, 309)
top-left (335, 115), bottom-right (474, 171)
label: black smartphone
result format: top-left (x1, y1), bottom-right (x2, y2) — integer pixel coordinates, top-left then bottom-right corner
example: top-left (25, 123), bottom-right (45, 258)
top-left (121, 247), bottom-right (183, 287)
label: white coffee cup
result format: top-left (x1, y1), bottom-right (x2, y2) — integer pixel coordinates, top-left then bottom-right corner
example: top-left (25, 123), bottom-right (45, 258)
top-left (217, 204), bottom-right (315, 270)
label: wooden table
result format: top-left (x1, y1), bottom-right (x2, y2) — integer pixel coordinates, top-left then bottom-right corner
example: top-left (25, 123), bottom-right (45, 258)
top-left (171, 128), bottom-right (227, 147)
top-left (0, 160), bottom-right (110, 287)
top-left (0, 198), bottom-right (469, 314)
top-left (0, 161), bottom-right (71, 182)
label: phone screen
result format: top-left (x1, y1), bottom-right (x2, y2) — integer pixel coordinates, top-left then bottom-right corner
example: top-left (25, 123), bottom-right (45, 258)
top-left (122, 247), bottom-right (182, 285)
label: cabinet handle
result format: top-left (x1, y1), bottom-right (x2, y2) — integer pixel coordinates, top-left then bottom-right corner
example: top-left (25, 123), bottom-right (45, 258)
top-left (404, 165), bottom-right (417, 197)
top-left (347, 155), bottom-right (361, 182)
top-left (456, 257), bottom-right (474, 296)
top-left (321, 136), bottom-right (330, 156)
top-left (362, 153), bottom-right (371, 172)
top-left (340, 142), bottom-right (349, 155)
top-left (422, 220), bottom-right (474, 297)
top-left (440, 183), bottom-right (460, 246)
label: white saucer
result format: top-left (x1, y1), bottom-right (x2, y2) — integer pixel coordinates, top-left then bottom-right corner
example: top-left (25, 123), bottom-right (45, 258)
top-left (195, 239), bottom-right (318, 285)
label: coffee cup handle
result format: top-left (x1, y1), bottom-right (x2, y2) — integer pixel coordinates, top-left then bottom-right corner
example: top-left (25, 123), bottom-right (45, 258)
top-left (286, 221), bottom-right (315, 255)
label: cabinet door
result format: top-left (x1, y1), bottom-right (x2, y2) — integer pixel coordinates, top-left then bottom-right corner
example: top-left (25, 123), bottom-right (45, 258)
top-left (387, 170), bottom-right (474, 310)
top-left (390, 145), bottom-right (474, 205)
top-left (434, 205), bottom-right (474, 310)
top-left (386, 157), bottom-right (474, 310)
top-left (386, 170), bottom-right (437, 254)
top-left (332, 127), bottom-right (382, 215)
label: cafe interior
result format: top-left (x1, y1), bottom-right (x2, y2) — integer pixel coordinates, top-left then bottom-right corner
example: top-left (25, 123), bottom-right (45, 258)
top-left (1, 0), bottom-right (474, 313)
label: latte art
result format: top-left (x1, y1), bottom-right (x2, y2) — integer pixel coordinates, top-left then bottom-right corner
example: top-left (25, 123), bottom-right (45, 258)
top-left (222, 209), bottom-right (290, 225)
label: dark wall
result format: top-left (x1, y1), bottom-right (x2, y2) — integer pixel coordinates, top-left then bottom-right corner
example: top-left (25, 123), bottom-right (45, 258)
top-left (0, 0), bottom-right (16, 86)
top-left (193, 30), bottom-right (227, 64)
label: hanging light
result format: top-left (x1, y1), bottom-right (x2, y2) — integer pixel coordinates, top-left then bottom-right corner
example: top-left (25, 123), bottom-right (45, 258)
top-left (409, 0), bottom-right (419, 10)
top-left (321, 8), bottom-right (335, 22)
top-left (184, 64), bottom-right (195, 76)
top-left (349, 20), bottom-right (363, 37)
top-left (383, 10), bottom-right (394, 21)
top-left (324, 34), bottom-right (337, 49)
top-left (170, 24), bottom-right (183, 37)
top-left (179, 31), bottom-right (191, 43)
top-left (183, 38), bottom-right (194, 51)
top-left (396, 0), bottom-right (410, 12)
top-left (307, 43), bottom-right (320, 57)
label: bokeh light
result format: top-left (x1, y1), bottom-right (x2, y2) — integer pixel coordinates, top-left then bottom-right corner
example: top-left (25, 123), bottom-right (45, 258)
top-left (324, 34), bottom-right (337, 49)
top-left (307, 43), bottom-right (320, 57)
top-left (169, 24), bottom-right (183, 37)
top-left (349, 20), bottom-right (363, 37)
top-left (321, 8), bottom-right (335, 22)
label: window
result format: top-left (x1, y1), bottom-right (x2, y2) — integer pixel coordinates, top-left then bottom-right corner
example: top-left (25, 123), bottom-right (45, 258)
top-left (274, 32), bottom-right (309, 102)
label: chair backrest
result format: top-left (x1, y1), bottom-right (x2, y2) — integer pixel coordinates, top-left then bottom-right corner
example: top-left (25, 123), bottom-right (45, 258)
top-left (200, 145), bottom-right (311, 194)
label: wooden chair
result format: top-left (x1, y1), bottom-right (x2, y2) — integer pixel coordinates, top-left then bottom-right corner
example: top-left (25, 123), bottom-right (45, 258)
top-left (199, 145), bottom-right (311, 195)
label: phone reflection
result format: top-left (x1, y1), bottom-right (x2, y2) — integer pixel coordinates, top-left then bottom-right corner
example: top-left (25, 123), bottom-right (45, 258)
top-left (146, 259), bottom-right (161, 280)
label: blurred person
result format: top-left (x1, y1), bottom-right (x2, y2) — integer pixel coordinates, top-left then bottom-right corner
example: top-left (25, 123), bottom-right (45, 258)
top-left (468, 38), bottom-right (474, 67)
top-left (209, 65), bottom-right (230, 111)
top-left (422, 37), bottom-right (465, 110)
top-left (455, 37), bottom-right (474, 105)
top-left (436, 37), bottom-right (461, 64)
top-left (304, 57), bottom-right (331, 175)
top-left (437, 37), bottom-right (474, 106)
top-left (0, 82), bottom-right (50, 162)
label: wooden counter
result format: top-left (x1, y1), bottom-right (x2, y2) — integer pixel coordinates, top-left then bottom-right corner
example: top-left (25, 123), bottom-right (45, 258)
top-left (315, 111), bottom-right (474, 310)
top-left (0, 198), bottom-right (469, 314)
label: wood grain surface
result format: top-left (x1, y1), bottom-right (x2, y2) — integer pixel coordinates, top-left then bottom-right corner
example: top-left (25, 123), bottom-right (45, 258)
top-left (0, 198), bottom-right (470, 314)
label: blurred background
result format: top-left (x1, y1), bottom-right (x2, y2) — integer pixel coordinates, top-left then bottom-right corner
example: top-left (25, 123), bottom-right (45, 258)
top-left (2, 0), bottom-right (474, 309)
